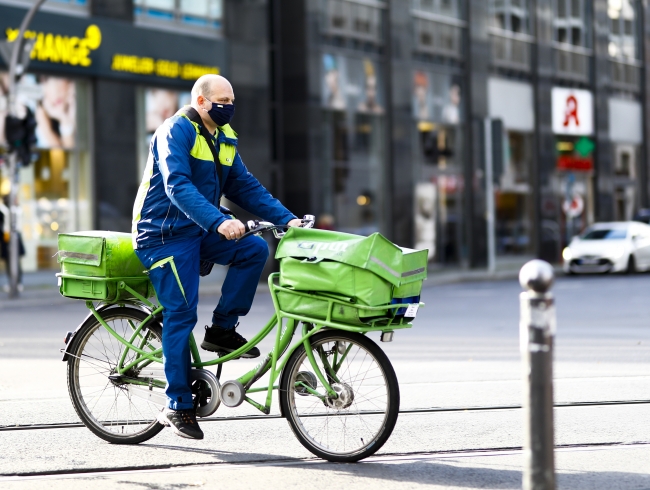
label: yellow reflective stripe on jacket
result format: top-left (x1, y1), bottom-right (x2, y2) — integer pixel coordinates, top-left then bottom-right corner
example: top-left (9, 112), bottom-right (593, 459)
top-left (179, 112), bottom-right (237, 167)
top-left (218, 124), bottom-right (237, 167)
top-left (131, 156), bottom-right (154, 249)
top-left (148, 256), bottom-right (187, 305)
top-left (189, 129), bottom-right (214, 161)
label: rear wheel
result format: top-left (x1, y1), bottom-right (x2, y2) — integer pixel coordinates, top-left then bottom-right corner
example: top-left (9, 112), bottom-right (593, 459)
top-left (67, 307), bottom-right (165, 444)
top-left (280, 330), bottom-right (399, 462)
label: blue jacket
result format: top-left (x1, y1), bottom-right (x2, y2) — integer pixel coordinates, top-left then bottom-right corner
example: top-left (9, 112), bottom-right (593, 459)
top-left (132, 110), bottom-right (296, 249)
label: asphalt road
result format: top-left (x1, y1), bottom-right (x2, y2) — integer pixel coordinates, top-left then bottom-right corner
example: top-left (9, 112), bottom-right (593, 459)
top-left (0, 272), bottom-right (649, 489)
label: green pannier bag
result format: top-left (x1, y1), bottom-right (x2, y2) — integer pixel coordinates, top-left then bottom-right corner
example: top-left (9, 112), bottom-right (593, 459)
top-left (57, 231), bottom-right (153, 301)
top-left (275, 228), bottom-right (428, 325)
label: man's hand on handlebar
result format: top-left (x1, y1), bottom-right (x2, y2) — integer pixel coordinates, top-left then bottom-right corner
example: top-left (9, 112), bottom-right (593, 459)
top-left (287, 218), bottom-right (303, 228)
top-left (217, 219), bottom-right (246, 240)
top-left (218, 215), bottom-right (315, 241)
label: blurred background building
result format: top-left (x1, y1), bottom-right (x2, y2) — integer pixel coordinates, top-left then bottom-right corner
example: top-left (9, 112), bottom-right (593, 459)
top-left (0, 0), bottom-right (648, 272)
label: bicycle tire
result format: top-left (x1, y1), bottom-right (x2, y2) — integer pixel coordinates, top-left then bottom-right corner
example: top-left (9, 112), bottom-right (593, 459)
top-left (67, 307), bottom-right (165, 444)
top-left (279, 329), bottom-right (400, 462)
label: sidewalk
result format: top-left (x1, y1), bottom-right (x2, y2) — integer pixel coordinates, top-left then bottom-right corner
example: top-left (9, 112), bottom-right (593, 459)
top-left (1, 256), bottom-right (564, 302)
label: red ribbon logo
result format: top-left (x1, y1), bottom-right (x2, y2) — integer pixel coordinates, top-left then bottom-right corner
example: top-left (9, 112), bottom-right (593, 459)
top-left (563, 95), bottom-right (579, 128)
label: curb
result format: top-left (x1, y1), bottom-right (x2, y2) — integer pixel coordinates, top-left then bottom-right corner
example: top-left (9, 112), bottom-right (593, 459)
top-left (2, 266), bottom-right (567, 304)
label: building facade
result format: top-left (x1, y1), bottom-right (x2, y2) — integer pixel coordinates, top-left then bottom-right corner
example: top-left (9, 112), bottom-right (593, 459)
top-left (0, 0), bottom-right (270, 271)
top-left (271, 0), bottom-right (649, 269)
top-left (0, 0), bottom-right (648, 272)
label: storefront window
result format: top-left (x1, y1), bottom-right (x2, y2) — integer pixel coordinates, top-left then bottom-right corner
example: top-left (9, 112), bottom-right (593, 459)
top-left (412, 69), bottom-right (463, 264)
top-left (137, 87), bottom-right (190, 178)
top-left (321, 54), bottom-right (386, 236)
top-left (496, 131), bottom-right (534, 255)
top-left (0, 73), bottom-right (91, 270)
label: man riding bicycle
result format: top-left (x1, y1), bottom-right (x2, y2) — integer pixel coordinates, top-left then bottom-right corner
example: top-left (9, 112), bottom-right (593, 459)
top-left (132, 74), bottom-right (301, 440)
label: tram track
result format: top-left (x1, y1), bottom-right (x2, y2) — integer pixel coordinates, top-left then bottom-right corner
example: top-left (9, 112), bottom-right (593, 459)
top-left (1, 399), bottom-right (648, 432)
top-left (1, 441), bottom-right (649, 481)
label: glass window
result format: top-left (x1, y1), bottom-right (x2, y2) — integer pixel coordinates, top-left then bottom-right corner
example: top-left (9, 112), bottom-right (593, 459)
top-left (495, 131), bottom-right (535, 256)
top-left (8, 0), bottom-right (88, 9)
top-left (608, 0), bottom-right (637, 60)
top-left (411, 0), bottom-right (462, 19)
top-left (554, 0), bottom-right (589, 47)
top-left (321, 54), bottom-right (386, 236)
top-left (490, 0), bottom-right (530, 34)
top-left (134, 0), bottom-right (223, 34)
top-left (412, 69), bottom-right (464, 264)
top-left (50, 0), bottom-right (88, 5)
top-left (137, 87), bottom-right (191, 178)
top-left (324, 0), bottom-right (385, 43)
top-left (0, 74), bottom-right (92, 271)
top-left (581, 228), bottom-right (627, 240)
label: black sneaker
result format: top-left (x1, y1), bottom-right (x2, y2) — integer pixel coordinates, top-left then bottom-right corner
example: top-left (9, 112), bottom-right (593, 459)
top-left (157, 408), bottom-right (204, 440)
top-left (201, 324), bottom-right (260, 358)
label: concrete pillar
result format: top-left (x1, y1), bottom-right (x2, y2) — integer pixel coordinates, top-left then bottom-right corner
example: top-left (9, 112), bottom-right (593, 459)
top-left (533, 0), bottom-right (557, 262)
top-left (592, 0), bottom-right (614, 221)
top-left (465, 0), bottom-right (490, 267)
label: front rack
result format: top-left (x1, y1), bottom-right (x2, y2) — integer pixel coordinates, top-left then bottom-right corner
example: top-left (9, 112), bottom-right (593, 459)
top-left (268, 273), bottom-right (421, 332)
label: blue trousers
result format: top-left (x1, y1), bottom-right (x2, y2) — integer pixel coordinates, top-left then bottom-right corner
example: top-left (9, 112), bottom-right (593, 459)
top-left (135, 233), bottom-right (269, 410)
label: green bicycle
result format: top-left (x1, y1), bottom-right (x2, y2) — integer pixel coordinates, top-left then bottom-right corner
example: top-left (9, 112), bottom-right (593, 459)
top-left (58, 218), bottom-right (427, 462)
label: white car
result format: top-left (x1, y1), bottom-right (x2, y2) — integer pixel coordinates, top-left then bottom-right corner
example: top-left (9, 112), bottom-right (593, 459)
top-left (562, 221), bottom-right (650, 274)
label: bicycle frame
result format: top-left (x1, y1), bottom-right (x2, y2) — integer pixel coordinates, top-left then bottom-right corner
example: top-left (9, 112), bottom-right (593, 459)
top-left (82, 273), bottom-right (419, 415)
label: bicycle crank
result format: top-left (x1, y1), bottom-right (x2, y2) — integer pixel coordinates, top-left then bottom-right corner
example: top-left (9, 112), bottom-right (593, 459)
top-left (190, 369), bottom-right (221, 417)
top-left (123, 369), bottom-right (221, 417)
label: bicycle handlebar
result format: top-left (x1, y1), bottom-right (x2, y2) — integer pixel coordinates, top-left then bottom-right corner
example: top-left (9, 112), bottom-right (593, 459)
top-left (219, 214), bottom-right (315, 241)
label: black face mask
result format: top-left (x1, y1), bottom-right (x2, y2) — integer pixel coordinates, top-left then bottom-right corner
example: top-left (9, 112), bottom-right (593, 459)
top-left (204, 99), bottom-right (235, 127)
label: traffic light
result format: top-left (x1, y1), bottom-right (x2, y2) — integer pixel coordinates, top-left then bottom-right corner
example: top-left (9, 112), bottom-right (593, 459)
top-left (4, 107), bottom-right (37, 166)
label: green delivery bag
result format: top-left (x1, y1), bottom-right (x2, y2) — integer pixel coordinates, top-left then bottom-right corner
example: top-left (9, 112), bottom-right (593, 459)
top-left (57, 231), bottom-right (153, 301)
top-left (275, 228), bottom-right (428, 324)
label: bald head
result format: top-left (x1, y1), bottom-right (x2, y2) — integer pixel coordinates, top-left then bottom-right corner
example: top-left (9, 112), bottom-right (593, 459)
top-left (191, 74), bottom-right (235, 132)
top-left (191, 74), bottom-right (234, 104)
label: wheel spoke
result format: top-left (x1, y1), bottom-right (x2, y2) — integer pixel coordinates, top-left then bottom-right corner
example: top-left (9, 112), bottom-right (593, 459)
top-left (285, 333), bottom-right (396, 460)
top-left (69, 310), bottom-right (165, 441)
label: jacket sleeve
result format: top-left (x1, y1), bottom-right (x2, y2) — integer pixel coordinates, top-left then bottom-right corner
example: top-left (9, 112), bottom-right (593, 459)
top-left (222, 153), bottom-right (297, 226)
top-left (156, 119), bottom-right (228, 232)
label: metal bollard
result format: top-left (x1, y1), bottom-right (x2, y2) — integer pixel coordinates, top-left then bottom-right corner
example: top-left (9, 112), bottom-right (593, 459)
top-left (519, 260), bottom-right (556, 490)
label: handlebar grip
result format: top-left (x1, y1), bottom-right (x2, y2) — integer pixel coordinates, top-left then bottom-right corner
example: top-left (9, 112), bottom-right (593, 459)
top-left (218, 220), bottom-right (253, 240)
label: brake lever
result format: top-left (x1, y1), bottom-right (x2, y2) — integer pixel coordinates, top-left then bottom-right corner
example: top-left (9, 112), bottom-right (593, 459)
top-left (232, 214), bottom-right (315, 241)
top-left (235, 222), bottom-right (288, 242)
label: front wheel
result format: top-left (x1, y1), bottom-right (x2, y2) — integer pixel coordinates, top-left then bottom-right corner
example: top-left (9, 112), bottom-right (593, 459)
top-left (280, 330), bottom-right (399, 462)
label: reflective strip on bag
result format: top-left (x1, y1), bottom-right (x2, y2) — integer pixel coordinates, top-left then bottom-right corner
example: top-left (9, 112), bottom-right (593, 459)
top-left (58, 251), bottom-right (99, 261)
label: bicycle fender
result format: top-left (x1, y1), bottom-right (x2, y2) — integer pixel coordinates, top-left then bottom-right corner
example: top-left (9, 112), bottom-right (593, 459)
top-left (60, 305), bottom-right (162, 362)
top-left (61, 304), bottom-right (107, 361)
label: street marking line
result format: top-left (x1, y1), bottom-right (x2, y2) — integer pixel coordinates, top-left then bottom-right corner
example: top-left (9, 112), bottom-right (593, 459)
top-left (3, 399), bottom-right (650, 432)
top-left (1, 442), bottom-right (649, 482)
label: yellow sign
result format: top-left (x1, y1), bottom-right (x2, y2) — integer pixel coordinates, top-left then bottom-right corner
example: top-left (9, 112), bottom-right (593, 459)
top-left (6, 25), bottom-right (102, 67)
top-left (556, 141), bottom-right (574, 152)
top-left (111, 54), bottom-right (219, 80)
